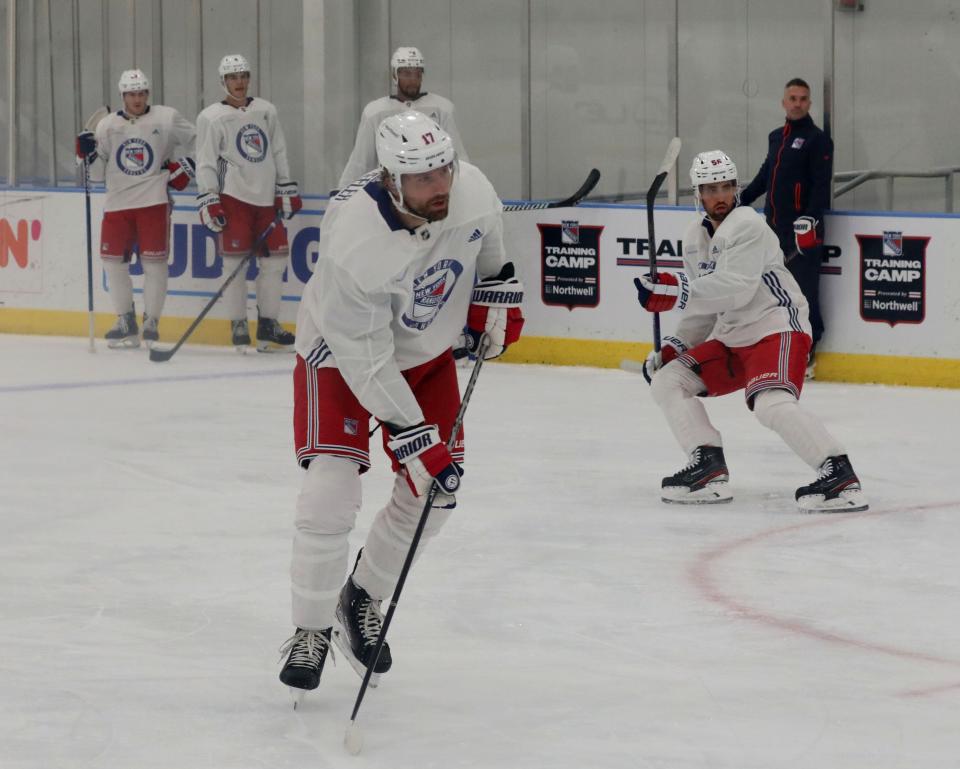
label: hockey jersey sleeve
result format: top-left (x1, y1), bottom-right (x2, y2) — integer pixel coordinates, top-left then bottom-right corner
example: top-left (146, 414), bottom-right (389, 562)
top-left (311, 259), bottom-right (424, 429)
top-left (677, 216), bottom-right (765, 316)
top-left (194, 110), bottom-right (223, 195)
top-left (268, 105), bottom-right (293, 184)
top-left (338, 110), bottom-right (379, 190)
top-left (88, 119), bottom-right (111, 183)
top-left (439, 105), bottom-right (469, 164)
top-left (169, 109), bottom-right (197, 158)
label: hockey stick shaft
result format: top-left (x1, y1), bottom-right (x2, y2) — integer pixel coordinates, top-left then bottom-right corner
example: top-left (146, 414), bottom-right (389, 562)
top-left (82, 163), bottom-right (96, 353)
top-left (646, 138), bottom-right (681, 352)
top-left (346, 338), bottom-right (490, 728)
top-left (501, 168), bottom-right (600, 211)
top-left (148, 216), bottom-right (280, 362)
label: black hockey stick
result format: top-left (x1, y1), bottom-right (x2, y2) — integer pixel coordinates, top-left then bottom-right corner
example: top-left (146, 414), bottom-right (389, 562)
top-left (79, 106), bottom-right (110, 353)
top-left (148, 215), bottom-right (281, 362)
top-left (501, 168), bottom-right (600, 211)
top-left (343, 336), bottom-right (490, 756)
top-left (646, 138), bottom-right (682, 353)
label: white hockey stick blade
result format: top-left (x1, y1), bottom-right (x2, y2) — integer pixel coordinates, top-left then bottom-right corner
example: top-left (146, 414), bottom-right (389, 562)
top-left (657, 137), bottom-right (682, 176)
top-left (344, 721), bottom-right (364, 755)
top-left (83, 106), bottom-right (111, 132)
top-left (619, 359), bottom-right (646, 374)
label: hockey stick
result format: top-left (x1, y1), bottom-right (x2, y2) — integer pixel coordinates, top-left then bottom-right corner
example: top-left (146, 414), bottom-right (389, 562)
top-left (646, 138), bottom-right (682, 353)
top-left (501, 168), bottom-right (600, 211)
top-left (148, 216), bottom-right (281, 362)
top-left (79, 106), bottom-right (110, 353)
top-left (343, 336), bottom-right (490, 756)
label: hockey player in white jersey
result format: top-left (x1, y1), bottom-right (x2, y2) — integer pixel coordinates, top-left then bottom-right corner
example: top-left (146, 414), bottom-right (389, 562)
top-left (75, 69), bottom-right (195, 348)
top-left (195, 54), bottom-right (302, 352)
top-left (278, 111), bottom-right (523, 697)
top-left (635, 150), bottom-right (867, 513)
top-left (336, 46), bottom-right (469, 190)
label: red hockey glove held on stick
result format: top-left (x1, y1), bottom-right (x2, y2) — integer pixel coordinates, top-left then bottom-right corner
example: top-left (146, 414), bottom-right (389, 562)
top-left (166, 157), bottom-right (195, 191)
top-left (793, 216), bottom-right (820, 253)
top-left (634, 272), bottom-right (683, 313)
top-left (387, 424), bottom-right (463, 509)
top-left (197, 192), bottom-right (227, 233)
top-left (75, 131), bottom-right (97, 165)
top-left (464, 262), bottom-right (525, 360)
top-left (274, 181), bottom-right (303, 220)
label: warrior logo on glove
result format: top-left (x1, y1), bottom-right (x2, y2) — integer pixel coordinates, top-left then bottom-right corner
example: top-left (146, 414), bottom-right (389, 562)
top-left (463, 262), bottom-right (525, 359)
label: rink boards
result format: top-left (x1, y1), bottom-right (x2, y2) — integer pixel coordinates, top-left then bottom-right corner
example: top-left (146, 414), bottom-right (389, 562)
top-left (1, 187), bottom-right (958, 388)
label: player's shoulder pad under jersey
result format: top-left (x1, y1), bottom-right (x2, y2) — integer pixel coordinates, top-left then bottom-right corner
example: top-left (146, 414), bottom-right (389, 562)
top-left (362, 95), bottom-right (394, 118)
top-left (414, 92), bottom-right (455, 112)
top-left (453, 161), bottom-right (502, 217)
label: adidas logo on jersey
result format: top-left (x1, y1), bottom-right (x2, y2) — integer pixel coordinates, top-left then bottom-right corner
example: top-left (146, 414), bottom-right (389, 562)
top-left (467, 228), bottom-right (483, 243)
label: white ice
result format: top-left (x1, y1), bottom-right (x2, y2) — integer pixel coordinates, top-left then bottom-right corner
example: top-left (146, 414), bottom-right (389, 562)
top-left (1, 334), bottom-right (959, 769)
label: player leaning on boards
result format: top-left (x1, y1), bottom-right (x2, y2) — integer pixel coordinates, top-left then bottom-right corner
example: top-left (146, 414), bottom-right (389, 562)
top-left (195, 54), bottom-right (302, 353)
top-left (75, 69), bottom-right (195, 349)
top-left (336, 46), bottom-right (469, 191)
top-left (278, 111), bottom-right (523, 701)
top-left (635, 150), bottom-right (867, 513)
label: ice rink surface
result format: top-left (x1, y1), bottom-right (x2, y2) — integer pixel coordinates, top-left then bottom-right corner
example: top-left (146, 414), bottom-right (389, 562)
top-left (1, 334), bottom-right (959, 769)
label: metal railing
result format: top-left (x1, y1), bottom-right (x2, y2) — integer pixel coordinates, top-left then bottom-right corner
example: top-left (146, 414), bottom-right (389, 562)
top-left (833, 167), bottom-right (960, 212)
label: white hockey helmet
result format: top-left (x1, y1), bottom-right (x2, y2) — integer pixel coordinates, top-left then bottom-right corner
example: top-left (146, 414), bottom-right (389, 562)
top-left (118, 69), bottom-right (150, 96)
top-left (218, 54), bottom-right (251, 93)
top-left (690, 150), bottom-right (739, 211)
top-left (376, 110), bottom-right (456, 213)
top-left (391, 46), bottom-right (425, 83)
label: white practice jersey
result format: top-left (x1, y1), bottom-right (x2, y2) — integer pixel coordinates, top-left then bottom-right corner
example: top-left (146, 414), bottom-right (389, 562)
top-left (337, 94), bottom-right (468, 190)
top-left (666, 205), bottom-right (812, 352)
top-left (195, 97), bottom-right (292, 206)
top-left (93, 106), bottom-right (195, 212)
top-left (296, 162), bottom-right (506, 428)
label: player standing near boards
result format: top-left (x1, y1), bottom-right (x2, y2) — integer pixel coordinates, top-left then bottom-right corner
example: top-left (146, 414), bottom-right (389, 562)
top-left (75, 69), bottom-right (195, 348)
top-left (195, 54), bottom-right (302, 352)
top-left (635, 150), bottom-right (867, 514)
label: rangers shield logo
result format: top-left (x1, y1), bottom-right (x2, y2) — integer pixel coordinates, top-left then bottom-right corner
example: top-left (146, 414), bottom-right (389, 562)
top-left (236, 124), bottom-right (268, 162)
top-left (856, 232), bottom-right (929, 326)
top-left (402, 259), bottom-right (464, 330)
top-left (115, 138), bottom-right (154, 176)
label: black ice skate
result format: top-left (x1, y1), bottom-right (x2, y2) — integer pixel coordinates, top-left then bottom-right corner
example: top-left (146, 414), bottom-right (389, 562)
top-left (256, 314), bottom-right (295, 353)
top-left (333, 576), bottom-right (392, 687)
top-left (661, 445), bottom-right (733, 504)
top-left (278, 627), bottom-right (333, 707)
top-left (231, 319), bottom-right (251, 352)
top-left (796, 454), bottom-right (868, 513)
top-left (105, 309), bottom-right (140, 349)
top-left (142, 314), bottom-right (159, 348)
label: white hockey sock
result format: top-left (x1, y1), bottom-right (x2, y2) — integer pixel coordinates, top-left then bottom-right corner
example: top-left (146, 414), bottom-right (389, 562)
top-left (649, 362), bottom-right (723, 454)
top-left (352, 473), bottom-right (453, 602)
top-left (753, 389), bottom-right (845, 469)
top-left (141, 259), bottom-right (168, 319)
top-left (221, 256), bottom-right (249, 320)
top-left (102, 260), bottom-right (134, 315)
top-left (291, 456), bottom-right (362, 630)
top-left (255, 256), bottom-right (286, 319)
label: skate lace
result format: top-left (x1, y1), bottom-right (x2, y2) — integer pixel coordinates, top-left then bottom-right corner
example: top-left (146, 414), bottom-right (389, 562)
top-left (278, 629), bottom-right (333, 667)
top-left (357, 597), bottom-right (384, 648)
top-left (679, 448), bottom-right (702, 472)
top-left (815, 459), bottom-right (835, 481)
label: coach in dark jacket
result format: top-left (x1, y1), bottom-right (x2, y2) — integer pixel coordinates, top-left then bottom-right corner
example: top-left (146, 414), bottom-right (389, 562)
top-left (740, 77), bottom-right (833, 373)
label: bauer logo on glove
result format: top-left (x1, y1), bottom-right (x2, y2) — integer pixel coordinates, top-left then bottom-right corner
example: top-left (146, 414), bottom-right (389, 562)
top-left (793, 216), bottom-right (820, 253)
top-left (634, 271), bottom-right (689, 313)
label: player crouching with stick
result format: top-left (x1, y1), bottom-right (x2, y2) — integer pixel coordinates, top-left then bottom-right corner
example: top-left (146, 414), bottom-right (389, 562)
top-left (634, 150), bottom-right (867, 513)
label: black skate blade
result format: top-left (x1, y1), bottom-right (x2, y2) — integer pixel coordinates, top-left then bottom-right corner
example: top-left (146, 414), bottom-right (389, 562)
top-left (256, 341), bottom-right (295, 354)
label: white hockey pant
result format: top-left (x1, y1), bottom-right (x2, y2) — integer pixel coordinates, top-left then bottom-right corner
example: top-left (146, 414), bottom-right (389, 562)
top-left (290, 456), bottom-right (452, 630)
top-left (752, 388), bottom-right (844, 469)
top-left (649, 362), bottom-right (722, 454)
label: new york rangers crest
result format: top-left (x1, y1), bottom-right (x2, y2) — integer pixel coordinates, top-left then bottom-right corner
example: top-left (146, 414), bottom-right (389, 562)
top-left (882, 231), bottom-right (903, 257)
top-left (402, 259), bottom-right (464, 330)
top-left (561, 220), bottom-right (579, 244)
top-left (236, 124), bottom-right (268, 162)
top-left (115, 138), bottom-right (154, 176)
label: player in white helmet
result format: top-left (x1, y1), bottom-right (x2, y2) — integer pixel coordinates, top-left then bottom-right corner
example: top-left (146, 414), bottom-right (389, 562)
top-left (634, 149), bottom-right (867, 513)
top-left (194, 53), bottom-right (302, 352)
top-left (278, 111), bottom-right (523, 699)
top-left (336, 46), bottom-right (469, 191)
top-left (75, 68), bottom-right (195, 348)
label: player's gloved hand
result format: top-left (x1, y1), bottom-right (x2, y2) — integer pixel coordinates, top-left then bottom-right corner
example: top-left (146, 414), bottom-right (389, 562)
top-left (75, 131), bottom-right (97, 165)
top-left (462, 262), bottom-right (525, 360)
top-left (793, 216), bottom-right (820, 253)
top-left (197, 192), bottom-right (227, 232)
top-left (634, 272), bottom-right (685, 313)
top-left (642, 344), bottom-right (678, 385)
top-left (274, 181), bottom-right (303, 220)
top-left (387, 423), bottom-right (463, 509)
top-left (165, 157), bottom-right (195, 191)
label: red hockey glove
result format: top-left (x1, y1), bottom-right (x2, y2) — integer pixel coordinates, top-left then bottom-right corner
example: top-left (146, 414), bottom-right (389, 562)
top-left (634, 272), bottom-right (684, 313)
top-left (641, 344), bottom-right (678, 385)
top-left (165, 157), bottom-right (195, 191)
top-left (274, 181), bottom-right (303, 220)
top-left (463, 262), bottom-right (525, 360)
top-left (387, 424), bottom-right (463, 509)
top-left (793, 216), bottom-right (820, 253)
top-left (197, 192), bottom-right (227, 233)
